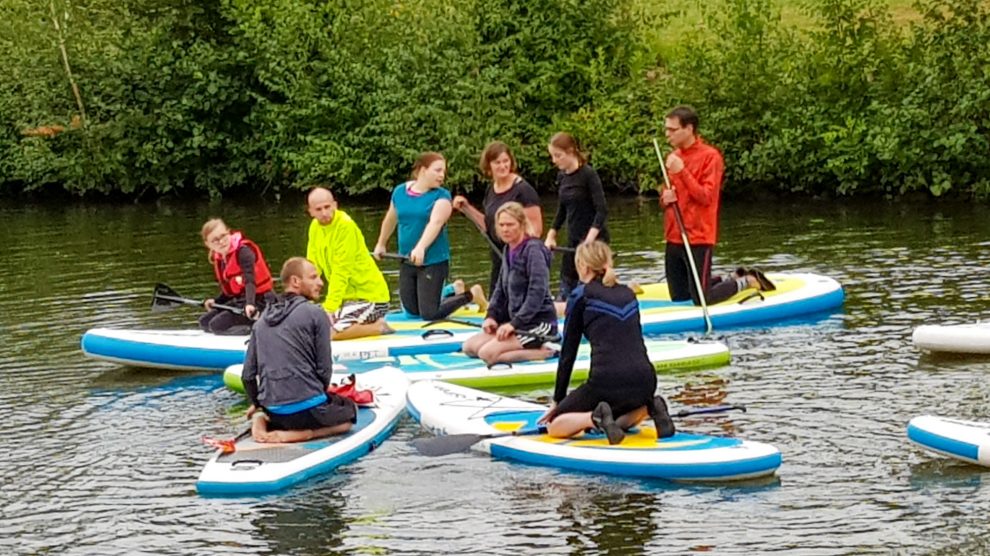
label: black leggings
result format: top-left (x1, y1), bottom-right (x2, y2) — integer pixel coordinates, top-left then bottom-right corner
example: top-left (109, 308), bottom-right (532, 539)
top-left (399, 260), bottom-right (472, 320)
top-left (198, 292), bottom-right (275, 335)
top-left (665, 243), bottom-right (739, 305)
top-left (557, 247), bottom-right (579, 302)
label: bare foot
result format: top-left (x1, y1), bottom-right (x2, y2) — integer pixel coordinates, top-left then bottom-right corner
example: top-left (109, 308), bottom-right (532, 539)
top-left (453, 279), bottom-right (466, 295)
top-left (251, 412), bottom-right (273, 443)
top-left (379, 320), bottom-right (396, 335)
top-left (470, 284), bottom-right (489, 313)
top-left (629, 281), bottom-right (645, 295)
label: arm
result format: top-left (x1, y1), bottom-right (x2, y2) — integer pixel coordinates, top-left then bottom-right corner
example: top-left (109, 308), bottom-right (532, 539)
top-left (509, 246), bottom-right (552, 329)
top-left (485, 252), bottom-right (509, 323)
top-left (455, 197), bottom-right (487, 232)
top-left (586, 168), bottom-right (608, 241)
top-left (524, 206), bottom-right (543, 238)
top-left (236, 246), bottom-right (258, 308)
top-left (242, 333), bottom-right (261, 407)
top-left (322, 223), bottom-right (361, 313)
top-left (314, 308), bottom-right (333, 388)
top-left (552, 295), bottom-right (585, 403)
top-left (373, 203), bottom-right (398, 258)
top-left (410, 199), bottom-right (453, 265)
top-left (670, 152), bottom-right (723, 207)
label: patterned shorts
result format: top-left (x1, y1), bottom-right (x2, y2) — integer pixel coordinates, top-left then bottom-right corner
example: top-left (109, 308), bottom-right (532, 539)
top-left (332, 301), bottom-right (390, 332)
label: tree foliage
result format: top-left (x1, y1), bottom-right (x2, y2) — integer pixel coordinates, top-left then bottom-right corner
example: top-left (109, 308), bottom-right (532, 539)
top-left (1, 0), bottom-right (989, 198)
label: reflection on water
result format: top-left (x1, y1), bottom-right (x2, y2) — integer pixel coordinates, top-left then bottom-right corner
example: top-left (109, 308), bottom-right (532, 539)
top-left (1, 196), bottom-right (990, 554)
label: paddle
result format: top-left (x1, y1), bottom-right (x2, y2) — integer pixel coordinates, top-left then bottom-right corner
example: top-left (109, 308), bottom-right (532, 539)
top-left (152, 283), bottom-right (244, 315)
top-left (653, 138), bottom-right (714, 336)
top-left (422, 317), bottom-right (560, 346)
top-left (373, 252), bottom-right (409, 262)
top-left (413, 403), bottom-right (747, 456)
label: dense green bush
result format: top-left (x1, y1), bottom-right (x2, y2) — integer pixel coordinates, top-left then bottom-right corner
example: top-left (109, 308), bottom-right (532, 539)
top-left (1, 0), bottom-right (988, 198)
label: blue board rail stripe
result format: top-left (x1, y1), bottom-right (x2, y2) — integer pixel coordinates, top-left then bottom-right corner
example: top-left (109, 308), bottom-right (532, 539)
top-left (907, 423), bottom-right (980, 462)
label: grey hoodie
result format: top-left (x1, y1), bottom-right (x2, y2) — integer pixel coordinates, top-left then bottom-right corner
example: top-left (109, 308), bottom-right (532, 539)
top-left (242, 293), bottom-right (333, 410)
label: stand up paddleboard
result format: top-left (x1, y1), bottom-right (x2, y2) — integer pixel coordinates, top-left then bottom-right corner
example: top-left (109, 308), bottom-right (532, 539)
top-left (223, 338), bottom-right (731, 393)
top-left (912, 323), bottom-right (990, 354)
top-left (83, 272), bottom-right (841, 371)
top-left (907, 415), bottom-right (990, 467)
top-left (196, 367), bottom-right (408, 495)
top-left (406, 381), bottom-right (781, 481)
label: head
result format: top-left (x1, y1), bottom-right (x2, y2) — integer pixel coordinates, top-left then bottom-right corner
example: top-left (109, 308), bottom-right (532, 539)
top-left (548, 132), bottom-right (586, 171)
top-left (280, 257), bottom-right (323, 301)
top-left (307, 187), bottom-right (337, 226)
top-left (411, 152), bottom-right (446, 188)
top-left (665, 105), bottom-right (700, 150)
top-left (479, 141), bottom-right (517, 180)
top-left (201, 218), bottom-right (231, 256)
top-left (494, 201), bottom-right (533, 245)
top-left (575, 241), bottom-right (617, 286)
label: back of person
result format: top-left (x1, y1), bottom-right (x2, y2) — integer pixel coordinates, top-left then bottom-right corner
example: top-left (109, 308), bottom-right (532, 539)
top-left (249, 294), bottom-right (330, 407)
top-left (568, 279), bottom-right (653, 387)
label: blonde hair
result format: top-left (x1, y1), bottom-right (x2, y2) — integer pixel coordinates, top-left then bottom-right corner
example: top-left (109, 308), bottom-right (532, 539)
top-left (200, 218), bottom-right (227, 242)
top-left (575, 241), bottom-right (617, 287)
top-left (494, 201), bottom-right (535, 237)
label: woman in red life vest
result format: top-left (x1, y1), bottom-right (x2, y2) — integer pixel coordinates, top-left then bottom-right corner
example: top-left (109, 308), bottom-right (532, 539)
top-left (200, 218), bottom-right (276, 335)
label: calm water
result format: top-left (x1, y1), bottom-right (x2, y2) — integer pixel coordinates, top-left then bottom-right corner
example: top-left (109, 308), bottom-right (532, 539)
top-left (1, 194), bottom-right (989, 555)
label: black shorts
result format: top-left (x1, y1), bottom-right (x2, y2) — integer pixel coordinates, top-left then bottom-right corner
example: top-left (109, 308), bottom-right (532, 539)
top-left (267, 394), bottom-right (357, 431)
top-left (554, 382), bottom-right (654, 418)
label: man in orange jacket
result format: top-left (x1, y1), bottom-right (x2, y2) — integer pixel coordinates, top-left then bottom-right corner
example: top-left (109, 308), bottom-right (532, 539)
top-left (660, 105), bottom-right (772, 305)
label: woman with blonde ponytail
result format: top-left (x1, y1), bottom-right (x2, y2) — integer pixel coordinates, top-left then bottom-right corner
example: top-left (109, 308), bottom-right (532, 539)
top-left (537, 241), bottom-right (675, 445)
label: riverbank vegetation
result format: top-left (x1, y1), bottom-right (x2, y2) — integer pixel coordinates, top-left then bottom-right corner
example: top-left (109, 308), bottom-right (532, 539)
top-left (1, 0), bottom-right (988, 198)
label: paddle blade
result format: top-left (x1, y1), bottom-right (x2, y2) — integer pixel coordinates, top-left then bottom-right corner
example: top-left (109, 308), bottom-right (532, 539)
top-left (412, 433), bottom-right (486, 457)
top-left (151, 283), bottom-right (186, 313)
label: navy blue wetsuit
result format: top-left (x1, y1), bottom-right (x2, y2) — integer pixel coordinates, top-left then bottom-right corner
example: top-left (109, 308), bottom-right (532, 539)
top-left (553, 278), bottom-right (656, 417)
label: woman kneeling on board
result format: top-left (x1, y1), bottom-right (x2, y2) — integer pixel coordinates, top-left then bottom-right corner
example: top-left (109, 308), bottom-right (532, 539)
top-left (538, 241), bottom-right (675, 445)
top-left (462, 202), bottom-right (559, 366)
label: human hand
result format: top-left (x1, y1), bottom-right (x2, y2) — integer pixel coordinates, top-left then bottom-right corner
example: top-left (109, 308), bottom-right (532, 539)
top-left (496, 322), bottom-right (515, 341)
top-left (537, 401), bottom-right (558, 425)
top-left (660, 188), bottom-right (678, 206)
top-left (544, 232), bottom-right (557, 250)
top-left (246, 404), bottom-right (257, 419)
top-left (372, 244), bottom-right (386, 260)
top-left (409, 246), bottom-right (426, 266)
top-left (204, 298), bottom-right (215, 310)
top-left (244, 304), bottom-right (257, 319)
top-left (665, 152), bottom-right (685, 174)
top-left (482, 318), bottom-right (498, 335)
top-left (452, 195), bottom-right (468, 211)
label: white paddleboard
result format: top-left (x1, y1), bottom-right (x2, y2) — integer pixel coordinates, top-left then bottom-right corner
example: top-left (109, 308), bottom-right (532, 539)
top-left (907, 415), bottom-right (990, 466)
top-left (912, 323), bottom-right (990, 354)
top-left (196, 367), bottom-right (409, 495)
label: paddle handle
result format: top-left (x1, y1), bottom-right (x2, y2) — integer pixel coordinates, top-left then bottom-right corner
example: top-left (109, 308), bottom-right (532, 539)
top-left (155, 293), bottom-right (244, 315)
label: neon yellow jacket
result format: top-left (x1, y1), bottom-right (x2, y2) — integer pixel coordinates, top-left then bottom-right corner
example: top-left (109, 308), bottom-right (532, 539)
top-left (306, 210), bottom-right (390, 312)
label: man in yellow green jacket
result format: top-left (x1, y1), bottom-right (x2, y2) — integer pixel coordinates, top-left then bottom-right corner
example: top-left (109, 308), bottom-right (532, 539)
top-left (306, 187), bottom-right (392, 340)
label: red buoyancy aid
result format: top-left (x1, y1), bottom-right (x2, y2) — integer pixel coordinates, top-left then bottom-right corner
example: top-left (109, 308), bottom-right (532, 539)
top-left (212, 235), bottom-right (274, 297)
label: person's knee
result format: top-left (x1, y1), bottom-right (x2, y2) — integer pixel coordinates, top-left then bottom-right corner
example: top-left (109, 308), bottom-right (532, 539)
top-left (477, 343), bottom-right (500, 365)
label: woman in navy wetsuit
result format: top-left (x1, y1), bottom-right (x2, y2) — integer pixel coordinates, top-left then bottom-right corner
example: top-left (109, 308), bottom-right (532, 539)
top-left (538, 241), bottom-right (675, 445)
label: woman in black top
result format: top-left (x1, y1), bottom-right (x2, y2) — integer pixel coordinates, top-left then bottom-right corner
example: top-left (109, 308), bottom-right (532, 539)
top-left (453, 141), bottom-right (543, 294)
top-left (537, 241), bottom-right (674, 445)
top-left (543, 132), bottom-right (609, 304)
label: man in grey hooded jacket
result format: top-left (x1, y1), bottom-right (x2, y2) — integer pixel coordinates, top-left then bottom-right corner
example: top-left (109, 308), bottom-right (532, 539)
top-left (244, 256), bottom-right (357, 443)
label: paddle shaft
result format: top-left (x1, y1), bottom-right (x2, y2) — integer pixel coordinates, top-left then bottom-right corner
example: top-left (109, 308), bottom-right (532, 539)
top-left (155, 292), bottom-right (244, 315)
top-left (424, 317), bottom-right (558, 345)
top-left (653, 138), bottom-right (714, 336)
top-left (374, 252), bottom-right (409, 262)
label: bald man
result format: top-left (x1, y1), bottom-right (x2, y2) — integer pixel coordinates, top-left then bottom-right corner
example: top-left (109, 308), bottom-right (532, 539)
top-left (306, 187), bottom-right (392, 340)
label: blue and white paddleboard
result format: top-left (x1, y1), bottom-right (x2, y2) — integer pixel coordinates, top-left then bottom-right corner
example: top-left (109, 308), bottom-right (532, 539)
top-left (223, 338), bottom-right (731, 393)
top-left (196, 367), bottom-right (408, 495)
top-left (83, 273), bottom-right (841, 371)
top-left (406, 380), bottom-right (781, 481)
top-left (907, 415), bottom-right (990, 467)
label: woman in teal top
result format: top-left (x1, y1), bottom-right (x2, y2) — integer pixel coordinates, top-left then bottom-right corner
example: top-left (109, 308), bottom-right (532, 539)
top-left (374, 152), bottom-right (473, 320)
